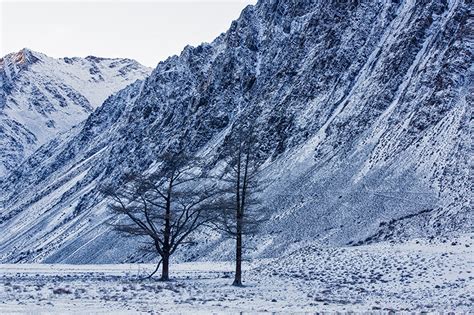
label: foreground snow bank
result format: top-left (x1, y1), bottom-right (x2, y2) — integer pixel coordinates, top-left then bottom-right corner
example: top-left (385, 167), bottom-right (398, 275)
top-left (1, 234), bottom-right (472, 314)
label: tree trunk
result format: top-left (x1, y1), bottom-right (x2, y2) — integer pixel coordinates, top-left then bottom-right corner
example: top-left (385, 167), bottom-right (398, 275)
top-left (233, 230), bottom-right (242, 286)
top-left (161, 254), bottom-right (170, 281)
top-left (233, 145), bottom-right (243, 286)
top-left (161, 179), bottom-right (172, 282)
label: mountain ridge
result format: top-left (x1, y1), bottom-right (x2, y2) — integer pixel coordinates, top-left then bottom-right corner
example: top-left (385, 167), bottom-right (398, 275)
top-left (0, 48), bottom-right (151, 176)
top-left (0, 0), bottom-right (471, 263)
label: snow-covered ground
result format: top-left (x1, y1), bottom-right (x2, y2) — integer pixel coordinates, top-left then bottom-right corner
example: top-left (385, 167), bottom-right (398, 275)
top-left (1, 234), bottom-right (472, 314)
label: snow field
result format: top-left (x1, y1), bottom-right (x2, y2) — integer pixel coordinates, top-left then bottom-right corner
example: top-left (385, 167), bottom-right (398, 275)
top-left (1, 234), bottom-right (472, 314)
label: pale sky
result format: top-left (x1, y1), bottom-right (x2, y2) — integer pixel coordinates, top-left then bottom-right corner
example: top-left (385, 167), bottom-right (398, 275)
top-left (0, 0), bottom-right (256, 67)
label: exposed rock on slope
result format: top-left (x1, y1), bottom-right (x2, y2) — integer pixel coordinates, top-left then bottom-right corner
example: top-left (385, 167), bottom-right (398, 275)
top-left (0, 0), bottom-right (472, 263)
top-left (0, 48), bottom-right (151, 176)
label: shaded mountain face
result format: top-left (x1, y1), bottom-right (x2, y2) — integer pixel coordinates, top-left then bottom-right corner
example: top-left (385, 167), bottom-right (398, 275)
top-left (0, 0), bottom-right (472, 263)
top-left (0, 49), bottom-right (151, 176)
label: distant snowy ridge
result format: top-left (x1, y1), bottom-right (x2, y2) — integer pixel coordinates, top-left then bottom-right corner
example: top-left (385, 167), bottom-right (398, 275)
top-left (0, 48), bottom-right (151, 176)
top-left (0, 0), bottom-right (472, 264)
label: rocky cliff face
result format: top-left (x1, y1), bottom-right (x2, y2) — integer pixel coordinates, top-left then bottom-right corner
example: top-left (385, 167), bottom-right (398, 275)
top-left (0, 49), bottom-right (151, 176)
top-left (0, 0), bottom-right (471, 263)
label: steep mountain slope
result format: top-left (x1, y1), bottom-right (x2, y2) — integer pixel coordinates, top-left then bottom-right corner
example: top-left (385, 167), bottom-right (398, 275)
top-left (0, 0), bottom-right (472, 263)
top-left (0, 49), bottom-right (151, 176)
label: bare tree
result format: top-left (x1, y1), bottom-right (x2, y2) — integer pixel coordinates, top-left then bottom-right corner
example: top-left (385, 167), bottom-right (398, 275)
top-left (101, 152), bottom-right (217, 281)
top-left (212, 128), bottom-right (266, 286)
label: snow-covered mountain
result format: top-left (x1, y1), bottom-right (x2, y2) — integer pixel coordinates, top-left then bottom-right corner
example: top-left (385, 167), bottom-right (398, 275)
top-left (0, 48), bottom-right (151, 176)
top-left (0, 0), bottom-right (472, 263)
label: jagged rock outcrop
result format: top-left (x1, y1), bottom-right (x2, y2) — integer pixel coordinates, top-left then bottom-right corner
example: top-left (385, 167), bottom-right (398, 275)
top-left (0, 0), bottom-right (471, 263)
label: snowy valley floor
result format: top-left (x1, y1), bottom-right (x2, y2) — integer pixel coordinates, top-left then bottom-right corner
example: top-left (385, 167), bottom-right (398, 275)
top-left (1, 234), bottom-right (473, 314)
